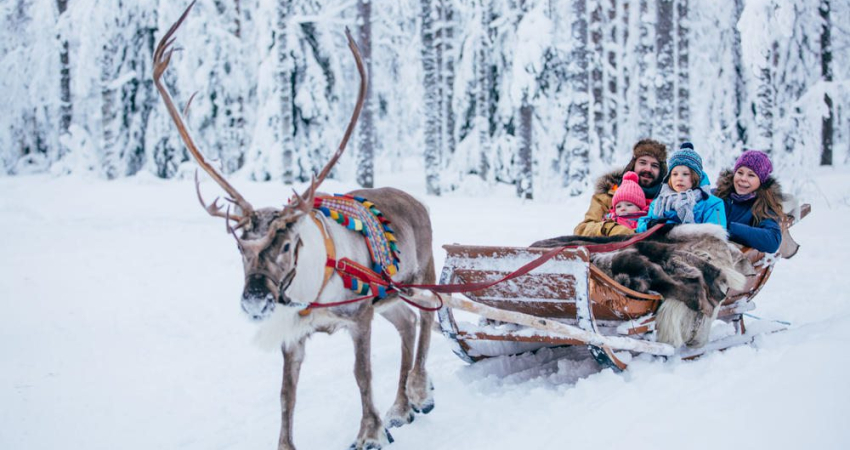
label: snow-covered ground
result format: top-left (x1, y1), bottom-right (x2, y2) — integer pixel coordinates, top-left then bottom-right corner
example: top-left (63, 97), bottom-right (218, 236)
top-left (2, 165), bottom-right (849, 450)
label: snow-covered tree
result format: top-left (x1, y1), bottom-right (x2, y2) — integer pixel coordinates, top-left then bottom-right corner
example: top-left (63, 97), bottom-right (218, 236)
top-left (3, 0), bottom-right (850, 194)
top-left (636, 0), bottom-right (656, 138)
top-left (97, 2), bottom-right (158, 179)
top-left (564, 0), bottom-right (589, 195)
top-left (655, 0), bottom-right (675, 145)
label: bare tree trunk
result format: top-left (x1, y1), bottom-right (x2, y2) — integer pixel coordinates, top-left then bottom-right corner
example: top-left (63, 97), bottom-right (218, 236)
top-left (733, 0), bottom-right (747, 144)
top-left (101, 34), bottom-right (121, 179)
top-left (515, 0), bottom-right (533, 199)
top-left (565, 0), bottom-right (589, 195)
top-left (675, 0), bottom-right (690, 143)
top-left (356, 0), bottom-right (375, 187)
top-left (590, 0), bottom-right (604, 160)
top-left (234, 0), bottom-right (242, 38)
top-left (231, 0), bottom-right (246, 171)
top-left (518, 93), bottom-right (533, 199)
top-left (421, 0), bottom-right (441, 195)
top-left (754, 41), bottom-right (777, 152)
top-left (440, 0), bottom-right (456, 176)
top-left (56, 0), bottom-right (71, 145)
top-left (620, 0), bottom-right (630, 137)
top-left (277, 0), bottom-right (295, 183)
top-left (476, 0), bottom-right (491, 181)
top-left (655, 0), bottom-right (674, 145)
top-left (603, 0), bottom-right (618, 164)
top-left (820, 0), bottom-right (833, 166)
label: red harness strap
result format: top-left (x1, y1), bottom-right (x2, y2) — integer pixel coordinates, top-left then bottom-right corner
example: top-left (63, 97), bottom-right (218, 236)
top-left (396, 223), bottom-right (665, 294)
top-left (299, 221), bottom-right (663, 314)
top-left (300, 257), bottom-right (442, 314)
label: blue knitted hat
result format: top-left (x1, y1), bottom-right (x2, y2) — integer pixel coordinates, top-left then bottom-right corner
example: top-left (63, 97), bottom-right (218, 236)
top-left (663, 142), bottom-right (703, 182)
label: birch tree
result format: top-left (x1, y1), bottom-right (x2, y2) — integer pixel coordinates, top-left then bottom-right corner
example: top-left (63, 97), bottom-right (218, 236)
top-left (273, 0), bottom-right (296, 183)
top-left (475, 0), bottom-right (492, 180)
top-left (56, 0), bottom-right (71, 148)
top-left (733, 0), bottom-right (747, 144)
top-left (676, 0), bottom-right (690, 142)
top-left (589, 0), bottom-right (604, 161)
top-left (421, 0), bottom-right (441, 194)
top-left (821, 0), bottom-right (833, 166)
top-left (439, 0), bottom-right (456, 181)
top-left (356, 0), bottom-right (375, 187)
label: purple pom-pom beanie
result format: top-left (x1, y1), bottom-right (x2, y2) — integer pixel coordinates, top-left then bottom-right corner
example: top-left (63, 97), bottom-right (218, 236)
top-left (734, 150), bottom-right (773, 184)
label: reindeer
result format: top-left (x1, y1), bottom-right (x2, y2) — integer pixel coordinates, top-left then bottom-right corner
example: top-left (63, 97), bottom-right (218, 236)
top-left (153, 3), bottom-right (436, 449)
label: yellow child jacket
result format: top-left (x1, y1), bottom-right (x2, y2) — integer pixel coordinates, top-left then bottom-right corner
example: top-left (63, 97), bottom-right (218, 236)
top-left (573, 170), bottom-right (635, 237)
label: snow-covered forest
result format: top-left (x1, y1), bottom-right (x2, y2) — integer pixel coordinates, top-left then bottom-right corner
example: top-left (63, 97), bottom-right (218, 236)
top-left (5, 2), bottom-right (850, 449)
top-left (2, 0), bottom-right (849, 198)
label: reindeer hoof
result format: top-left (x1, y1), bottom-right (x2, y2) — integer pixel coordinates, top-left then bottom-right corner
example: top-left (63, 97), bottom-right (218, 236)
top-left (412, 399), bottom-right (435, 414)
top-left (408, 379), bottom-right (435, 414)
top-left (348, 429), bottom-right (393, 450)
top-left (385, 410), bottom-right (414, 428)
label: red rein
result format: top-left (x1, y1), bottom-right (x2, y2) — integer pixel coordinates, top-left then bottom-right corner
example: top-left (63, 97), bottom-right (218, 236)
top-left (300, 224), bottom-right (663, 315)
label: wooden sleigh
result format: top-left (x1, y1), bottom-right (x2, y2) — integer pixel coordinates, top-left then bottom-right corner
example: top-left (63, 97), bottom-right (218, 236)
top-left (437, 203), bottom-right (811, 371)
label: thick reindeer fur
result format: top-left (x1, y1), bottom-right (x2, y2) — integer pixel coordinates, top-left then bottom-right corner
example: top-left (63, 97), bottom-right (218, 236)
top-left (531, 224), bottom-right (753, 348)
top-left (237, 187), bottom-right (436, 450)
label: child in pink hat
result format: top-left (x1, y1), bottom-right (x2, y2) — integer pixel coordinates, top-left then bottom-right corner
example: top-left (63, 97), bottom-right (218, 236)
top-left (605, 171), bottom-right (649, 230)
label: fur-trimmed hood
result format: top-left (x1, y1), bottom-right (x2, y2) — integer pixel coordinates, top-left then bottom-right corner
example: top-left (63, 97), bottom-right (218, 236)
top-left (594, 169), bottom-right (625, 195)
top-left (715, 169), bottom-right (784, 200)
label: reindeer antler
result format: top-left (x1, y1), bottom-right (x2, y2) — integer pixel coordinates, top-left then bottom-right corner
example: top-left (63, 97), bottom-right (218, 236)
top-left (153, 1), bottom-right (254, 225)
top-left (292, 28), bottom-right (368, 212)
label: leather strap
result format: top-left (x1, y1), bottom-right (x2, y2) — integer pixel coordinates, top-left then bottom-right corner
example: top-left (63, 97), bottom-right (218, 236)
top-left (310, 212), bottom-right (336, 299)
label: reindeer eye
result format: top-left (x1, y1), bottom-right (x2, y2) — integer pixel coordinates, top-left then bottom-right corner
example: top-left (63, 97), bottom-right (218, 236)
top-left (283, 243), bottom-right (291, 253)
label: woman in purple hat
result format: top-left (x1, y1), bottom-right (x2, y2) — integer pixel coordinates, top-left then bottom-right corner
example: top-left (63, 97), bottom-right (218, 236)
top-left (714, 150), bottom-right (786, 253)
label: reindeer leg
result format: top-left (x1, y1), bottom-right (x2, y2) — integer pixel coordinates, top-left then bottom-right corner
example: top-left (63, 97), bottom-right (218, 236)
top-left (408, 259), bottom-right (436, 415)
top-left (407, 309), bottom-right (435, 414)
top-left (278, 338), bottom-right (306, 450)
top-left (350, 311), bottom-right (392, 450)
top-left (378, 303), bottom-right (417, 428)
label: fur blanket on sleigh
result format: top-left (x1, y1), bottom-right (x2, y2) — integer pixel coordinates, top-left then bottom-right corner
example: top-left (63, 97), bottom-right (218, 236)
top-left (531, 224), bottom-right (755, 348)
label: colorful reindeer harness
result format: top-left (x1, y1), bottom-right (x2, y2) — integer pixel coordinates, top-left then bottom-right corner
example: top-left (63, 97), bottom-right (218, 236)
top-left (298, 194), bottom-right (442, 315)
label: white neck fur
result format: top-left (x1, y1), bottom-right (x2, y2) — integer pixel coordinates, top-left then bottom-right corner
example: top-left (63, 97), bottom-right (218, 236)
top-left (284, 215), bottom-right (327, 305)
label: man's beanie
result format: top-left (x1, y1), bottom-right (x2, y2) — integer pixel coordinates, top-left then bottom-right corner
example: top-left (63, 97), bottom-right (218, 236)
top-left (629, 139), bottom-right (668, 176)
top-left (664, 142), bottom-right (703, 182)
top-left (612, 171), bottom-right (647, 210)
top-left (733, 150), bottom-right (773, 184)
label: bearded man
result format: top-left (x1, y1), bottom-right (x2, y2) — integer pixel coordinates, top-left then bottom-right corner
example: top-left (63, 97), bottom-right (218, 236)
top-left (574, 139), bottom-right (668, 236)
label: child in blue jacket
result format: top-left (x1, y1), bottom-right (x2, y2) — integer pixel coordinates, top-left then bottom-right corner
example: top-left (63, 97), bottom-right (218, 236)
top-left (712, 150), bottom-right (785, 253)
top-left (636, 143), bottom-right (726, 232)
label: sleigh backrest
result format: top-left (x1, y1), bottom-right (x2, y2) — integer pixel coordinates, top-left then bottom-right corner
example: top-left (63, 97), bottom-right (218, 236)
top-left (441, 245), bottom-right (591, 319)
top-left (440, 244), bottom-right (663, 321)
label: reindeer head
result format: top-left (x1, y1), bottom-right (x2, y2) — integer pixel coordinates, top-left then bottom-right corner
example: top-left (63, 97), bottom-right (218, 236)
top-left (153, 1), bottom-right (366, 320)
top-left (229, 206), bottom-right (311, 319)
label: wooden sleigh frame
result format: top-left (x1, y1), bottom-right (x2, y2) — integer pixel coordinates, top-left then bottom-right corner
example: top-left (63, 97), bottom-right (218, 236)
top-left (437, 204), bottom-right (811, 371)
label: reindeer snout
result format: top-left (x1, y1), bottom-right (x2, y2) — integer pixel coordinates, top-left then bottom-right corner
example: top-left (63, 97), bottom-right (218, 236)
top-left (242, 274), bottom-right (275, 320)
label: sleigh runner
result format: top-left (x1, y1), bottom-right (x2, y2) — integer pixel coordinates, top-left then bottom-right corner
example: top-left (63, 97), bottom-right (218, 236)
top-left (437, 203), bottom-right (810, 371)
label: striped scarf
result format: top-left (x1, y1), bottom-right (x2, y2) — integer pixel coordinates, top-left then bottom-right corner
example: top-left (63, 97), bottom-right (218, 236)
top-left (651, 184), bottom-right (703, 224)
